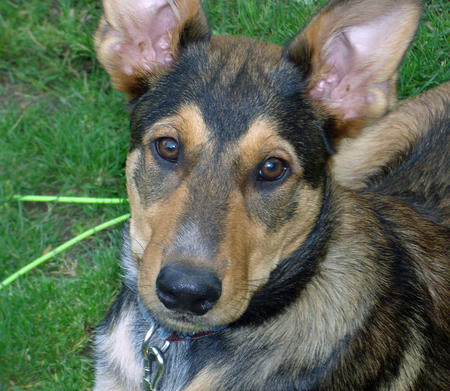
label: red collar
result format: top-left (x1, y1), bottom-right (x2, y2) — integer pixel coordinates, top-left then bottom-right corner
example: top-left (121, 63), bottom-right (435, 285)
top-left (166, 329), bottom-right (220, 342)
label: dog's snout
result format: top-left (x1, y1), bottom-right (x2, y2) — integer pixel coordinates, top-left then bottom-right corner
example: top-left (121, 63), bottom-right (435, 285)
top-left (156, 263), bottom-right (221, 315)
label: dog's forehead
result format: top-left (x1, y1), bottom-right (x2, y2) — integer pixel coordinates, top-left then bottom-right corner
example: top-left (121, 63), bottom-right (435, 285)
top-left (132, 37), bottom-right (310, 142)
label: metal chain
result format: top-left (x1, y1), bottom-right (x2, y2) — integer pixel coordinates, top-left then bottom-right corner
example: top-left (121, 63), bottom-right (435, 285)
top-left (142, 324), bottom-right (171, 391)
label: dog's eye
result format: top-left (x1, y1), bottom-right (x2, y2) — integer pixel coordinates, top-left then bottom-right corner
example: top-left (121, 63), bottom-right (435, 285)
top-left (155, 137), bottom-right (179, 162)
top-left (258, 157), bottom-right (288, 181)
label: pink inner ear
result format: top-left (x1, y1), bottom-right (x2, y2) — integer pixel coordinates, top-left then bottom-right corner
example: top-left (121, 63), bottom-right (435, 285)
top-left (309, 11), bottom-right (401, 120)
top-left (105, 0), bottom-right (180, 75)
top-left (309, 33), bottom-right (353, 101)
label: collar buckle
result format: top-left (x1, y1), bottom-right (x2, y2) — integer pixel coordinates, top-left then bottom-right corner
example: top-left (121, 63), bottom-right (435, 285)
top-left (142, 325), bottom-right (171, 391)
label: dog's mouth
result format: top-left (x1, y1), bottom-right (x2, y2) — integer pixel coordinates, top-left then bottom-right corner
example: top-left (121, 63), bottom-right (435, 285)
top-left (138, 293), bottom-right (228, 335)
top-left (161, 323), bottom-right (227, 342)
top-left (159, 309), bottom-right (230, 334)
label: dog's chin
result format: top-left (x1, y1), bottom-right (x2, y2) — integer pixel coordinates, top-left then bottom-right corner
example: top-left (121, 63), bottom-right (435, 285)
top-left (144, 294), bottom-right (250, 333)
top-left (157, 312), bottom-right (220, 333)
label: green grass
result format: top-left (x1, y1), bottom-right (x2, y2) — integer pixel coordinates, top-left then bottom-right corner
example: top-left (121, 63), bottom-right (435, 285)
top-left (0, 0), bottom-right (448, 389)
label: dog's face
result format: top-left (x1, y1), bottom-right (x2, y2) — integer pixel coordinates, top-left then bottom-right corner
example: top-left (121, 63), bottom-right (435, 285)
top-left (95, 0), bottom-right (421, 332)
top-left (126, 38), bottom-right (328, 331)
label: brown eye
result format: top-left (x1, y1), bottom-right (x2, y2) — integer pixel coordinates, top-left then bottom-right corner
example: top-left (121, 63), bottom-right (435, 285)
top-left (155, 137), bottom-right (179, 162)
top-left (258, 157), bottom-right (288, 181)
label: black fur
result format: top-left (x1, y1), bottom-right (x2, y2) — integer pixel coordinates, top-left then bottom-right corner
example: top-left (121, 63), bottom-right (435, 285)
top-left (93, 1), bottom-right (449, 390)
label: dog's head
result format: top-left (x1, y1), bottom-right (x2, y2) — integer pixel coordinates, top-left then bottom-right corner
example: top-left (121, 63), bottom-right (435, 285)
top-left (95, 0), bottom-right (420, 332)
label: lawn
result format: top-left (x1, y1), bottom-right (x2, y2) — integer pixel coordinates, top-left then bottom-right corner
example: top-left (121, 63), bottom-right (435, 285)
top-left (0, 0), bottom-right (448, 389)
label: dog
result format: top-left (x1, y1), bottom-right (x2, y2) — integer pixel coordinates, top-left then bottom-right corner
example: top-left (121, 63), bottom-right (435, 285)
top-left (92, 0), bottom-right (449, 389)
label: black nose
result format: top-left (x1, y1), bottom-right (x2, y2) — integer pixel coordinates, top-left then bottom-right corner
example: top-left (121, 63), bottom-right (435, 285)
top-left (156, 263), bottom-right (221, 315)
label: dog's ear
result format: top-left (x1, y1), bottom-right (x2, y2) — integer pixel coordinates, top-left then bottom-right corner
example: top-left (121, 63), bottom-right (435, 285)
top-left (95, 0), bottom-right (209, 99)
top-left (287, 0), bottom-right (421, 140)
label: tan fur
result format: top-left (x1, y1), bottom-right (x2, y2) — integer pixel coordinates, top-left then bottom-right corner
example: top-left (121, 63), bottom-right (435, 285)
top-left (332, 82), bottom-right (450, 189)
top-left (237, 119), bottom-right (303, 179)
top-left (388, 201), bottom-right (450, 326)
top-left (140, 105), bottom-right (209, 149)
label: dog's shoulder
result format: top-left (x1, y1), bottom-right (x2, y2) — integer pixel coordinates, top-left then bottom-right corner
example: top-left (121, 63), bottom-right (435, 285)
top-left (333, 82), bottom-right (450, 223)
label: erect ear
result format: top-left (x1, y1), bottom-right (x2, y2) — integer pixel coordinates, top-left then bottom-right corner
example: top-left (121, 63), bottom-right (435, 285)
top-left (287, 0), bottom-right (421, 141)
top-left (95, 0), bottom-right (210, 99)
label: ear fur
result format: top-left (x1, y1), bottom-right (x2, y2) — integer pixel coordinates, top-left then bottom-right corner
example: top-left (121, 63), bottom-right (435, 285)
top-left (287, 0), bottom-right (422, 141)
top-left (95, 0), bottom-right (209, 99)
